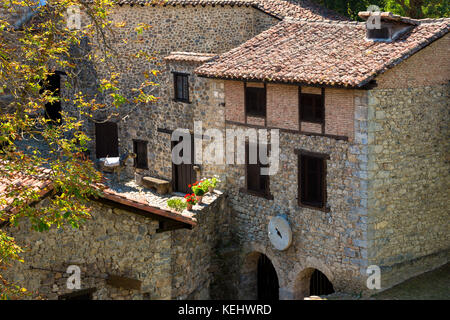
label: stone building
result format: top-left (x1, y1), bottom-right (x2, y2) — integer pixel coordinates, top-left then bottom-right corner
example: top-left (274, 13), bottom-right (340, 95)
top-left (1, 1), bottom-right (449, 299)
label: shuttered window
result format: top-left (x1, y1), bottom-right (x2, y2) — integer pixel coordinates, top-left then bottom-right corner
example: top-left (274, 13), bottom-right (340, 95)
top-left (298, 152), bottom-right (327, 209)
top-left (245, 86), bottom-right (266, 117)
top-left (174, 73), bottom-right (189, 102)
top-left (299, 92), bottom-right (324, 124)
top-left (246, 143), bottom-right (269, 195)
top-left (95, 122), bottom-right (119, 158)
top-left (133, 140), bottom-right (148, 169)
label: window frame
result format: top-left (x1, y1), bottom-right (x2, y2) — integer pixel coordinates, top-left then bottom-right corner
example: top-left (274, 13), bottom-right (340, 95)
top-left (299, 87), bottom-right (325, 124)
top-left (241, 142), bottom-right (273, 200)
top-left (295, 149), bottom-right (330, 211)
top-left (133, 139), bottom-right (148, 170)
top-left (245, 83), bottom-right (267, 118)
top-left (173, 72), bottom-right (190, 103)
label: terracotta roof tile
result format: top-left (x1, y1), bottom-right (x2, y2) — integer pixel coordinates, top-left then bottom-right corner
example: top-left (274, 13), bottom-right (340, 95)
top-left (195, 18), bottom-right (450, 87)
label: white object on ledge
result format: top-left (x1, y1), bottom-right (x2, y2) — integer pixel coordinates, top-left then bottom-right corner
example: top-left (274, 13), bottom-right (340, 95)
top-left (103, 157), bottom-right (120, 167)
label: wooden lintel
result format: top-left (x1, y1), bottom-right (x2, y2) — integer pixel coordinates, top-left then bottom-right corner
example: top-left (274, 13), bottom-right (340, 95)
top-left (106, 275), bottom-right (142, 291)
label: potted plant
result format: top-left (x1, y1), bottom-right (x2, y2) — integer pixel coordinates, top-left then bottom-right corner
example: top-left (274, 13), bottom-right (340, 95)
top-left (167, 198), bottom-right (187, 212)
top-left (190, 181), bottom-right (206, 204)
top-left (205, 176), bottom-right (220, 193)
top-left (184, 193), bottom-right (197, 210)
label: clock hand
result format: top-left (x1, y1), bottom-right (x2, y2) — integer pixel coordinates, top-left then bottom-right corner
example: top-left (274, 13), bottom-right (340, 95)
top-left (276, 227), bottom-right (282, 239)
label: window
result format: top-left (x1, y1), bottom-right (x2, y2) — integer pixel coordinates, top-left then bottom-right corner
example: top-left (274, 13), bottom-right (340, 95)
top-left (298, 152), bottom-right (328, 209)
top-left (245, 143), bottom-right (270, 197)
top-left (367, 27), bottom-right (390, 40)
top-left (299, 90), bottom-right (324, 124)
top-left (43, 72), bottom-right (62, 123)
top-left (133, 140), bottom-right (148, 169)
top-left (245, 85), bottom-right (266, 117)
top-left (95, 122), bottom-right (119, 158)
top-left (173, 73), bottom-right (189, 102)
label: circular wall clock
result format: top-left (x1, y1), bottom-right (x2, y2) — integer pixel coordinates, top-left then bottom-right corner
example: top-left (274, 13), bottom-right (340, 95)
top-left (268, 215), bottom-right (292, 251)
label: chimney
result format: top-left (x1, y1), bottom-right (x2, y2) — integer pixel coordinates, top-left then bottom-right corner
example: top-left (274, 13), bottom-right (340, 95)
top-left (358, 11), bottom-right (418, 42)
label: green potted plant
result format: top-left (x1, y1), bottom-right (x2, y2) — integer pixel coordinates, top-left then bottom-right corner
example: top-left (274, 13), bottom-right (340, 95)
top-left (184, 193), bottom-right (197, 210)
top-left (205, 176), bottom-right (220, 193)
top-left (167, 198), bottom-right (187, 212)
top-left (190, 181), bottom-right (207, 204)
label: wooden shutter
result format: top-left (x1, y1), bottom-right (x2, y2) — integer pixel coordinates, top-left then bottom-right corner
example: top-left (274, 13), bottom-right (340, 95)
top-left (133, 140), bottom-right (148, 169)
top-left (95, 122), bottom-right (119, 158)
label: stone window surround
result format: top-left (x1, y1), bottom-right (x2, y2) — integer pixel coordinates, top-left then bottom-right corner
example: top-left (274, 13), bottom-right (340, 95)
top-left (172, 71), bottom-right (191, 103)
top-left (294, 148), bottom-right (331, 213)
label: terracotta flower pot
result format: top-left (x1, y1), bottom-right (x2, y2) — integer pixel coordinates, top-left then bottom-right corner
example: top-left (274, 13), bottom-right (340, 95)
top-left (186, 203), bottom-right (193, 211)
top-left (196, 196), bottom-right (203, 204)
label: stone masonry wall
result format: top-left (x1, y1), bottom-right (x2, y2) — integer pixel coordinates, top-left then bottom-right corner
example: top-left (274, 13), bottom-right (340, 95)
top-left (63, 5), bottom-right (279, 182)
top-left (3, 193), bottom-right (228, 300)
top-left (3, 199), bottom-right (172, 300)
top-left (366, 34), bottom-right (450, 290)
top-left (198, 78), bottom-right (372, 298)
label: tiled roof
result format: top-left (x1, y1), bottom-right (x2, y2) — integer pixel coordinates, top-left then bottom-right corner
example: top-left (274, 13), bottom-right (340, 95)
top-left (0, 165), bottom-right (196, 226)
top-left (164, 52), bottom-right (218, 63)
top-left (195, 18), bottom-right (450, 87)
top-left (109, 0), bottom-right (346, 21)
top-left (0, 167), bottom-right (53, 212)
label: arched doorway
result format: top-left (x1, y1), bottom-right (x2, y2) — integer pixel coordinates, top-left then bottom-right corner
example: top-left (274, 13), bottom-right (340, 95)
top-left (257, 254), bottom-right (279, 300)
top-left (309, 269), bottom-right (334, 296)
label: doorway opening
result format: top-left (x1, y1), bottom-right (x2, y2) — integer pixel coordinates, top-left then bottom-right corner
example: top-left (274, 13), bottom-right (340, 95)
top-left (257, 254), bottom-right (279, 300)
top-left (309, 269), bottom-right (334, 296)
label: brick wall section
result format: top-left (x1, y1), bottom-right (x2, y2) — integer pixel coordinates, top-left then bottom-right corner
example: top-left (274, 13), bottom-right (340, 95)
top-left (225, 81), bottom-right (245, 123)
top-left (324, 88), bottom-right (355, 140)
top-left (267, 84), bottom-right (299, 130)
top-left (224, 81), bottom-right (356, 140)
top-left (376, 34), bottom-right (450, 89)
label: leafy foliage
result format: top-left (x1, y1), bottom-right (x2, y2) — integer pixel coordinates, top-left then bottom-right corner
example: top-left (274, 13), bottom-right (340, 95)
top-left (167, 198), bottom-right (187, 212)
top-left (313, 0), bottom-right (449, 19)
top-left (0, 0), bottom-right (159, 298)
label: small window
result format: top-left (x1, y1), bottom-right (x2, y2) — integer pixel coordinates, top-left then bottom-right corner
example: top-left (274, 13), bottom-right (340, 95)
top-left (300, 92), bottom-right (324, 124)
top-left (367, 27), bottom-right (390, 40)
top-left (299, 153), bottom-right (327, 208)
top-left (133, 140), bottom-right (148, 169)
top-left (174, 73), bottom-right (189, 102)
top-left (43, 72), bottom-right (62, 123)
top-left (245, 86), bottom-right (266, 117)
top-left (95, 122), bottom-right (119, 159)
top-left (246, 143), bottom-right (269, 196)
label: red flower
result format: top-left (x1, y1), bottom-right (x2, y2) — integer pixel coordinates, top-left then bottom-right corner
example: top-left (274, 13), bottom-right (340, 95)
top-left (188, 184), bottom-right (191, 188)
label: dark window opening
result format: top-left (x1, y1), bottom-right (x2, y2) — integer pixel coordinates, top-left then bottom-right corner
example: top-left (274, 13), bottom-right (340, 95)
top-left (299, 154), bottom-right (326, 208)
top-left (367, 27), bottom-right (390, 40)
top-left (299, 91), bottom-right (324, 124)
top-left (310, 270), bottom-right (334, 296)
top-left (245, 86), bottom-right (266, 117)
top-left (133, 140), bottom-right (148, 169)
top-left (174, 73), bottom-right (189, 102)
top-left (257, 254), bottom-right (279, 300)
top-left (95, 122), bottom-right (119, 159)
top-left (58, 288), bottom-right (96, 300)
top-left (245, 143), bottom-right (269, 196)
top-left (43, 73), bottom-right (62, 123)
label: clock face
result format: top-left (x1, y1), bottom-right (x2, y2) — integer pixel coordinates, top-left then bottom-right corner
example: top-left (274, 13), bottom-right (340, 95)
top-left (268, 216), bottom-right (292, 251)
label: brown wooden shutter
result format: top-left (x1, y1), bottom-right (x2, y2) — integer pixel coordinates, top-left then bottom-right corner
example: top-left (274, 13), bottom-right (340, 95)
top-left (95, 122), bottom-right (119, 158)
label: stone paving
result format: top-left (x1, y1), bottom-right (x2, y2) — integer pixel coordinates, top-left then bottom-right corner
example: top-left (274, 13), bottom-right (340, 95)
top-left (323, 263), bottom-right (450, 300)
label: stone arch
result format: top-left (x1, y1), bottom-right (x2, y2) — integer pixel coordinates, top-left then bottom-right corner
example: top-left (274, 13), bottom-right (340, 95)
top-left (289, 258), bottom-right (335, 300)
top-left (238, 242), bottom-right (286, 300)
